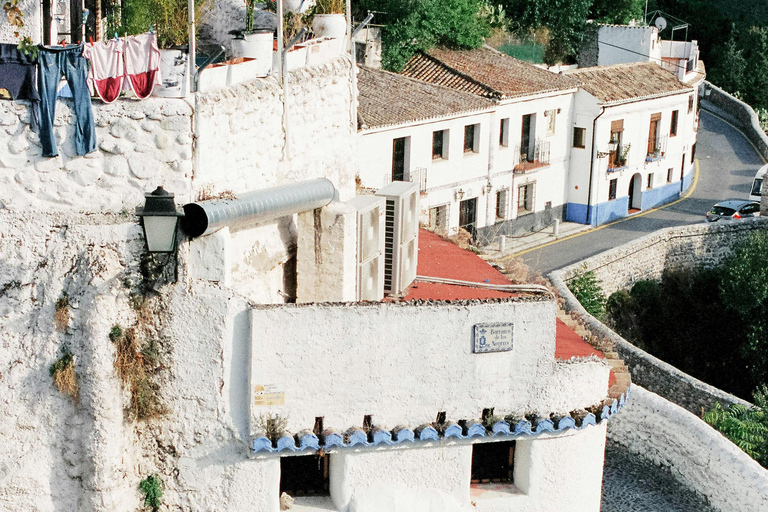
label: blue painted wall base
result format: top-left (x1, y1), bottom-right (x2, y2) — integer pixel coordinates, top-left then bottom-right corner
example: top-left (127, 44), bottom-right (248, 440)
top-left (567, 167), bottom-right (694, 226)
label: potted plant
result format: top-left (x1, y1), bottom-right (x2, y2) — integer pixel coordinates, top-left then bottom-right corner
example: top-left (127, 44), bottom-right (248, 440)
top-left (309, 0), bottom-right (346, 39)
top-left (230, 0), bottom-right (273, 76)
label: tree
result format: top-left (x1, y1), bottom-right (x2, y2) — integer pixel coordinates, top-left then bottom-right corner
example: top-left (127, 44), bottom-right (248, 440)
top-left (356, 0), bottom-right (491, 71)
top-left (720, 230), bottom-right (768, 385)
top-left (707, 27), bottom-right (747, 97)
top-left (501, 0), bottom-right (591, 64)
top-left (589, 0), bottom-right (644, 25)
top-left (704, 386), bottom-right (768, 468)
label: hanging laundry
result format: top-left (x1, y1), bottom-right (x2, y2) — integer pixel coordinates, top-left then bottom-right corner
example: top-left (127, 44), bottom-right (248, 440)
top-left (37, 44), bottom-right (96, 157)
top-left (123, 32), bottom-right (161, 99)
top-left (0, 43), bottom-right (40, 101)
top-left (82, 38), bottom-right (124, 103)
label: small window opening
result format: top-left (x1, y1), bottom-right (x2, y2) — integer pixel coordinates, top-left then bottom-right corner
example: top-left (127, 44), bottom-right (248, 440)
top-left (280, 454), bottom-right (330, 496)
top-left (471, 441), bottom-right (515, 484)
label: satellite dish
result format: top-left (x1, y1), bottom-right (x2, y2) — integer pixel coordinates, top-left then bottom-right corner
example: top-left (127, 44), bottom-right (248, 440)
top-left (654, 17), bottom-right (668, 32)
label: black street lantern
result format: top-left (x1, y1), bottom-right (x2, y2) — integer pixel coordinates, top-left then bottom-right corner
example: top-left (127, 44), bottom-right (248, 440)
top-left (136, 186), bottom-right (185, 253)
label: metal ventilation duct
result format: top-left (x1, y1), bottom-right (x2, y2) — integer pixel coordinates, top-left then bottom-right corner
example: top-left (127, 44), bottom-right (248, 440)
top-left (182, 178), bottom-right (338, 238)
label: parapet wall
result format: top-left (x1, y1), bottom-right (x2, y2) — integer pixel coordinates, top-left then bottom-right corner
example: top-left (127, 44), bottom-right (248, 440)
top-left (550, 220), bottom-right (768, 512)
top-left (0, 56), bottom-right (358, 213)
top-left (0, 97), bottom-right (195, 212)
top-left (701, 81), bottom-right (768, 162)
top-left (608, 386), bottom-right (768, 512)
top-left (551, 220), bottom-right (765, 412)
top-left (194, 57), bottom-right (357, 201)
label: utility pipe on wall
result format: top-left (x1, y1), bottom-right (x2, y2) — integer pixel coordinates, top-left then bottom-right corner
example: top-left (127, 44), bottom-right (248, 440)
top-left (586, 106), bottom-right (606, 225)
top-left (181, 179), bottom-right (338, 238)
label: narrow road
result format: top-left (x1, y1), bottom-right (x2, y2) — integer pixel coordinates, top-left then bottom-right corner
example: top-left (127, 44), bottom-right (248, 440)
top-left (520, 110), bottom-right (765, 274)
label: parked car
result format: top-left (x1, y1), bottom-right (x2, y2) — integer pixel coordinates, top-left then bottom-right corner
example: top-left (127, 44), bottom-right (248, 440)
top-left (750, 163), bottom-right (768, 201)
top-left (706, 199), bottom-right (761, 222)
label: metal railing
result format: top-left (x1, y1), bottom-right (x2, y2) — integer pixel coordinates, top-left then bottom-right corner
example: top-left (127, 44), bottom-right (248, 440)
top-left (646, 135), bottom-right (668, 161)
top-left (608, 143), bottom-right (630, 170)
top-left (514, 140), bottom-right (551, 171)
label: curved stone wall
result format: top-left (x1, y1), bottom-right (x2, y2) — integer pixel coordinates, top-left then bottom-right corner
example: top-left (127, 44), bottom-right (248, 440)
top-left (608, 386), bottom-right (768, 512)
top-left (549, 220), bottom-right (768, 511)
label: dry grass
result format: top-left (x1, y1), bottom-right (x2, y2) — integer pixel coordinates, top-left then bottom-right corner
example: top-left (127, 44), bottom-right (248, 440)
top-left (111, 324), bottom-right (164, 420)
top-left (196, 184), bottom-right (235, 202)
top-left (53, 294), bottom-right (69, 331)
top-left (49, 353), bottom-right (79, 402)
top-left (256, 413), bottom-right (289, 444)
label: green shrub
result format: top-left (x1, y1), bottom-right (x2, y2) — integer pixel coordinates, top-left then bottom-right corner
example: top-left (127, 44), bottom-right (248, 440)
top-left (567, 267), bottom-right (606, 318)
top-left (139, 474), bottom-right (164, 511)
top-left (704, 386), bottom-right (768, 467)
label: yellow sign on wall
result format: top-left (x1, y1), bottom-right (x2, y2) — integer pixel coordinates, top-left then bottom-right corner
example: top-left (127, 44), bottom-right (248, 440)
top-left (253, 384), bottom-right (285, 406)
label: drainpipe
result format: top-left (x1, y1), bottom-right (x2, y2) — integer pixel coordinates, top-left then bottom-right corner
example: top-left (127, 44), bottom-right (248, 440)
top-left (181, 178), bottom-right (338, 238)
top-left (586, 106), bottom-right (606, 225)
top-left (188, 0), bottom-right (195, 92)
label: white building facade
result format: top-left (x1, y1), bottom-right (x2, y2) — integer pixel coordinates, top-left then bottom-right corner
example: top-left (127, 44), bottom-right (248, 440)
top-left (358, 49), bottom-right (579, 244)
top-left (564, 62), bottom-right (698, 225)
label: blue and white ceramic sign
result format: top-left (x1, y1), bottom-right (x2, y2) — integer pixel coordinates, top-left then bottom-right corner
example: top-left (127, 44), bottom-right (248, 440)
top-left (473, 322), bottom-right (514, 353)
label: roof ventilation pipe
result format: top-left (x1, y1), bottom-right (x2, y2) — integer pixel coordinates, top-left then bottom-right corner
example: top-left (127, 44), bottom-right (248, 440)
top-left (181, 178), bottom-right (338, 238)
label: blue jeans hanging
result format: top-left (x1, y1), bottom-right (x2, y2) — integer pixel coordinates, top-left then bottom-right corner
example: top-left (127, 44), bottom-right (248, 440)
top-left (37, 45), bottom-right (96, 158)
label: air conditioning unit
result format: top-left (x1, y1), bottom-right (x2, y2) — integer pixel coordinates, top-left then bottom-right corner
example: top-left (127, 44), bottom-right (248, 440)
top-left (347, 196), bottom-right (386, 301)
top-left (375, 181), bottom-right (419, 296)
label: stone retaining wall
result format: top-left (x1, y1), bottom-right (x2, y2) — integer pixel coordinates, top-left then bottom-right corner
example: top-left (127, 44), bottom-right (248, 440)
top-left (550, 220), bottom-right (768, 510)
top-left (559, 218), bottom-right (767, 298)
top-left (550, 220), bottom-right (767, 413)
top-left (0, 98), bottom-right (195, 212)
top-left (701, 81), bottom-right (768, 162)
top-left (608, 386), bottom-right (768, 512)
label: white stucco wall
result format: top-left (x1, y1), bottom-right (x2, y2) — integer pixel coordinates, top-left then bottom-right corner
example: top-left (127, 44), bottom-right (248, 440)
top-left (568, 87), bottom-right (697, 217)
top-left (0, 0), bottom-right (39, 43)
top-left (494, 91), bottom-right (575, 224)
top-left (250, 300), bottom-right (610, 432)
top-left (357, 89), bottom-right (577, 234)
top-left (331, 445), bottom-right (473, 511)
top-left (194, 57), bottom-right (357, 202)
top-left (0, 98), bottom-right (195, 212)
top-left (609, 386), bottom-right (768, 512)
top-left (597, 25), bottom-right (660, 67)
top-left (0, 211), bottom-right (145, 512)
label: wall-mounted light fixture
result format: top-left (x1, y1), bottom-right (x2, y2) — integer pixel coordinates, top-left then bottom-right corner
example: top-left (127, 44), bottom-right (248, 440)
top-left (455, 188), bottom-right (465, 201)
top-left (136, 186), bottom-right (185, 253)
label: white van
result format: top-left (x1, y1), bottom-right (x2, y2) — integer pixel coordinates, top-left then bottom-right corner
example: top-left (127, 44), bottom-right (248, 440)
top-left (750, 163), bottom-right (768, 201)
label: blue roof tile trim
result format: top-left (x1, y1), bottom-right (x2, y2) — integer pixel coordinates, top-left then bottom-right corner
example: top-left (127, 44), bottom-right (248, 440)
top-left (416, 425), bottom-right (439, 441)
top-left (492, 421), bottom-right (511, 436)
top-left (444, 424), bottom-right (464, 439)
top-left (393, 427), bottom-right (415, 443)
top-left (251, 389), bottom-right (631, 454)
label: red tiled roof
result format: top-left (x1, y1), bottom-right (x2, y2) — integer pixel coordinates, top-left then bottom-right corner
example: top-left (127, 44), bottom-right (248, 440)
top-left (564, 61), bottom-right (693, 105)
top-left (357, 66), bottom-right (494, 130)
top-left (401, 48), bottom-right (579, 100)
top-left (404, 230), bottom-right (515, 301)
top-left (406, 230), bottom-right (608, 369)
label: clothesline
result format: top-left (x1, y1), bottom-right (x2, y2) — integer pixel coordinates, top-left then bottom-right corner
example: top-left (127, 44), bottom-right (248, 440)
top-left (0, 31), bottom-right (163, 158)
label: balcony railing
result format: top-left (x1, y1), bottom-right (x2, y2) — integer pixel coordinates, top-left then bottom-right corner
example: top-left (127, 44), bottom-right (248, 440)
top-left (514, 140), bottom-right (551, 172)
top-left (646, 135), bottom-right (668, 162)
top-left (608, 143), bottom-right (630, 171)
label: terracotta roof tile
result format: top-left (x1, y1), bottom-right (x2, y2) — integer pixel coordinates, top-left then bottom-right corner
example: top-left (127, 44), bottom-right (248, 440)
top-left (564, 61), bottom-right (693, 105)
top-left (357, 66), bottom-right (493, 130)
top-left (401, 47), bottom-right (579, 99)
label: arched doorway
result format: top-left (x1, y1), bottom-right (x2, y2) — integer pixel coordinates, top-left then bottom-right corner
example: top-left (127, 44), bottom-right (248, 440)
top-left (628, 173), bottom-right (642, 212)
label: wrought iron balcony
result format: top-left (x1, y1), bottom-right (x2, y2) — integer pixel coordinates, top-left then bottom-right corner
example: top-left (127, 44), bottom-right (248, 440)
top-left (514, 140), bottom-right (551, 173)
top-left (646, 135), bottom-right (668, 161)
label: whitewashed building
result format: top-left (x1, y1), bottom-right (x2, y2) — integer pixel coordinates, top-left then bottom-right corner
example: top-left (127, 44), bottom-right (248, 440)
top-left (580, 23), bottom-right (702, 84)
top-left (564, 62), bottom-right (698, 225)
top-left (357, 48), bottom-right (579, 244)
